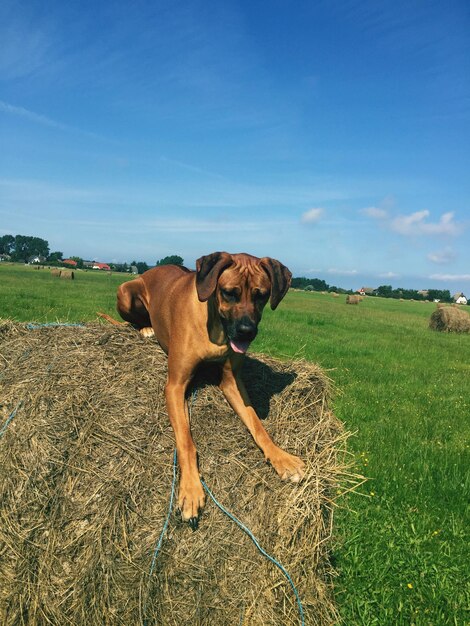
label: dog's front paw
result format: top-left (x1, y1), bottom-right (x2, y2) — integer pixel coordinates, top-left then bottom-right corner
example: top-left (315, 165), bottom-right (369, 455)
top-left (267, 447), bottom-right (305, 483)
top-left (178, 476), bottom-right (206, 530)
top-left (139, 327), bottom-right (155, 338)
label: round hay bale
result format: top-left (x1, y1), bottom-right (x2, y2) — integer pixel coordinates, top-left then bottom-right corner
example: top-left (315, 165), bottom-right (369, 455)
top-left (51, 268), bottom-right (61, 277)
top-left (346, 295), bottom-right (360, 305)
top-left (429, 306), bottom-right (470, 333)
top-left (0, 323), bottom-right (350, 626)
top-left (60, 270), bottom-right (75, 280)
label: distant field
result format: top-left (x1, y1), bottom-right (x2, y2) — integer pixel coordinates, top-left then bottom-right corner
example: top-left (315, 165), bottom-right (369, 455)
top-left (0, 263), bottom-right (133, 322)
top-left (1, 263), bottom-right (469, 624)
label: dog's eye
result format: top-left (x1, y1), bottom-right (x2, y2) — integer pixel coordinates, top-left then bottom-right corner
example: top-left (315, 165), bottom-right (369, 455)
top-left (220, 289), bottom-right (239, 302)
top-left (254, 289), bottom-right (269, 302)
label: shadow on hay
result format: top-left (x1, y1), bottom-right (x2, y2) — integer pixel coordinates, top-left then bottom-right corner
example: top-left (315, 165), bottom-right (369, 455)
top-left (189, 357), bottom-right (297, 420)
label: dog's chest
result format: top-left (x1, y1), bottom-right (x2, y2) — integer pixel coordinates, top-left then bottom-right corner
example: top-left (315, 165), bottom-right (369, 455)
top-left (204, 342), bottom-right (230, 363)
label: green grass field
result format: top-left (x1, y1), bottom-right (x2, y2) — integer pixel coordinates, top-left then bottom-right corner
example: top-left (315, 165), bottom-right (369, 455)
top-left (1, 263), bottom-right (469, 624)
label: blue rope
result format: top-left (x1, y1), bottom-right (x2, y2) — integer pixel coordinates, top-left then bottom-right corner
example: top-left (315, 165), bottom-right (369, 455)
top-left (201, 478), bottom-right (305, 626)
top-left (143, 449), bottom-right (178, 625)
top-left (0, 402), bottom-right (22, 438)
top-left (148, 449), bottom-right (178, 578)
top-left (26, 322), bottom-right (85, 329)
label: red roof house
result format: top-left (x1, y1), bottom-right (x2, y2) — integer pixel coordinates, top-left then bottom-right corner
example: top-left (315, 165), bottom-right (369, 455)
top-left (92, 262), bottom-right (111, 271)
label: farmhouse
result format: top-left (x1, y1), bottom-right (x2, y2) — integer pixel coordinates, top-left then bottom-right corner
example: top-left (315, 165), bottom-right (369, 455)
top-left (453, 292), bottom-right (468, 305)
top-left (62, 259), bottom-right (78, 267)
top-left (0, 253), bottom-right (11, 262)
top-left (357, 287), bottom-right (375, 296)
top-left (92, 262), bottom-right (111, 271)
top-left (28, 255), bottom-right (46, 264)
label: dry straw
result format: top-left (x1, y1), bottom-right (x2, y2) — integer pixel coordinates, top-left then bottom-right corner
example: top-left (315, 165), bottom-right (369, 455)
top-left (429, 305), bottom-right (470, 333)
top-left (0, 321), bottom-right (357, 625)
top-left (345, 295), bottom-right (360, 305)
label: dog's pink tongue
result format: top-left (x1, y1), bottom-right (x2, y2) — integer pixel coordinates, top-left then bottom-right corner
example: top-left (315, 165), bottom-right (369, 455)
top-left (230, 339), bottom-right (251, 354)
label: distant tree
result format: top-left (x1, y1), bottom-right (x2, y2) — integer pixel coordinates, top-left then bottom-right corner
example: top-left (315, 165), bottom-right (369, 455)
top-left (156, 255), bottom-right (184, 267)
top-left (48, 251), bottom-right (63, 262)
top-left (135, 261), bottom-right (149, 274)
top-left (291, 276), bottom-right (329, 291)
top-left (428, 289), bottom-right (452, 303)
top-left (11, 235), bottom-right (49, 262)
top-left (376, 284), bottom-right (393, 298)
top-left (110, 262), bottom-right (129, 273)
top-left (0, 234), bottom-right (15, 255)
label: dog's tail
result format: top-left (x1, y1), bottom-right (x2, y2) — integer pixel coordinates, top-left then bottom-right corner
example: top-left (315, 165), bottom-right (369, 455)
top-left (97, 312), bottom-right (129, 326)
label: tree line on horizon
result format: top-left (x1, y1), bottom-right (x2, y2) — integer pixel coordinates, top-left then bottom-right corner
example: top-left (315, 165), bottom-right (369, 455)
top-left (0, 234), bottom-right (460, 302)
top-left (0, 234), bottom-right (185, 275)
top-left (291, 277), bottom-right (454, 302)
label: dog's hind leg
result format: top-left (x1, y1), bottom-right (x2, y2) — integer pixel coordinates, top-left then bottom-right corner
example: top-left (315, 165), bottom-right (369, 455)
top-left (116, 280), bottom-right (154, 336)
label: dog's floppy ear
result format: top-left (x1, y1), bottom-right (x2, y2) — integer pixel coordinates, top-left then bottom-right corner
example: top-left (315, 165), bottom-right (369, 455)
top-left (196, 252), bottom-right (233, 302)
top-left (260, 257), bottom-right (292, 310)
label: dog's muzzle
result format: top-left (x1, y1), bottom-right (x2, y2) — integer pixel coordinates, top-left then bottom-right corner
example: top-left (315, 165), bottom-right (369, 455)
top-left (227, 317), bottom-right (258, 354)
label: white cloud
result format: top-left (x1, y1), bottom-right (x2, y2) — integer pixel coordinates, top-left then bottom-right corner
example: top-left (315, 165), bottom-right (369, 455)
top-left (390, 210), bottom-right (461, 237)
top-left (301, 207), bottom-right (324, 224)
top-left (427, 247), bottom-right (456, 264)
top-left (327, 268), bottom-right (358, 275)
top-left (429, 273), bottom-right (470, 282)
top-left (378, 271), bottom-right (399, 278)
top-left (360, 206), bottom-right (388, 219)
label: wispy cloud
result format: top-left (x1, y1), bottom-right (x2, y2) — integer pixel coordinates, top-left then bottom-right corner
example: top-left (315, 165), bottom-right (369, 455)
top-left (144, 218), bottom-right (286, 233)
top-left (390, 210), bottom-right (462, 237)
top-left (301, 207), bottom-right (324, 224)
top-left (360, 206), bottom-right (388, 219)
top-left (327, 268), bottom-right (358, 276)
top-left (427, 247), bottom-right (456, 264)
top-left (429, 273), bottom-right (470, 282)
top-left (159, 156), bottom-right (226, 180)
top-left (378, 271), bottom-right (399, 278)
top-left (0, 100), bottom-right (69, 130)
top-left (0, 100), bottom-right (104, 139)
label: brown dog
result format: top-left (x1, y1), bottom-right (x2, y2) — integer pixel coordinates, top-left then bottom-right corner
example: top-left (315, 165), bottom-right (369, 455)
top-left (116, 252), bottom-right (305, 529)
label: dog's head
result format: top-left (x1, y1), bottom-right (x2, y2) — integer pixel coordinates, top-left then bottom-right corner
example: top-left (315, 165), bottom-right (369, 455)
top-left (195, 252), bottom-right (292, 354)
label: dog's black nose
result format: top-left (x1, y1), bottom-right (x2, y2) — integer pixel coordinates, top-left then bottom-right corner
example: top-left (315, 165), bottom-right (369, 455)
top-left (235, 318), bottom-right (258, 341)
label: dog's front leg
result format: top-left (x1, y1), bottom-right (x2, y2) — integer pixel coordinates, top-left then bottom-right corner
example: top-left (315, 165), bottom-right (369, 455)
top-left (220, 359), bottom-right (305, 483)
top-left (165, 358), bottom-right (205, 530)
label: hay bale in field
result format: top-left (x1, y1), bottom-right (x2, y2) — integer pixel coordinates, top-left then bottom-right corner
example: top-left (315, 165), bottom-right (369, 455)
top-left (330, 292), bottom-right (339, 298)
top-left (429, 305), bottom-right (470, 333)
top-left (60, 269), bottom-right (74, 280)
top-left (50, 268), bottom-right (61, 277)
top-left (0, 322), bottom-right (351, 626)
top-left (346, 295), bottom-right (360, 305)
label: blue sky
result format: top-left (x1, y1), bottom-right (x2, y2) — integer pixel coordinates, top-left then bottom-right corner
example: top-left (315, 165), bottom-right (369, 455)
top-left (1, 0), bottom-right (469, 290)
